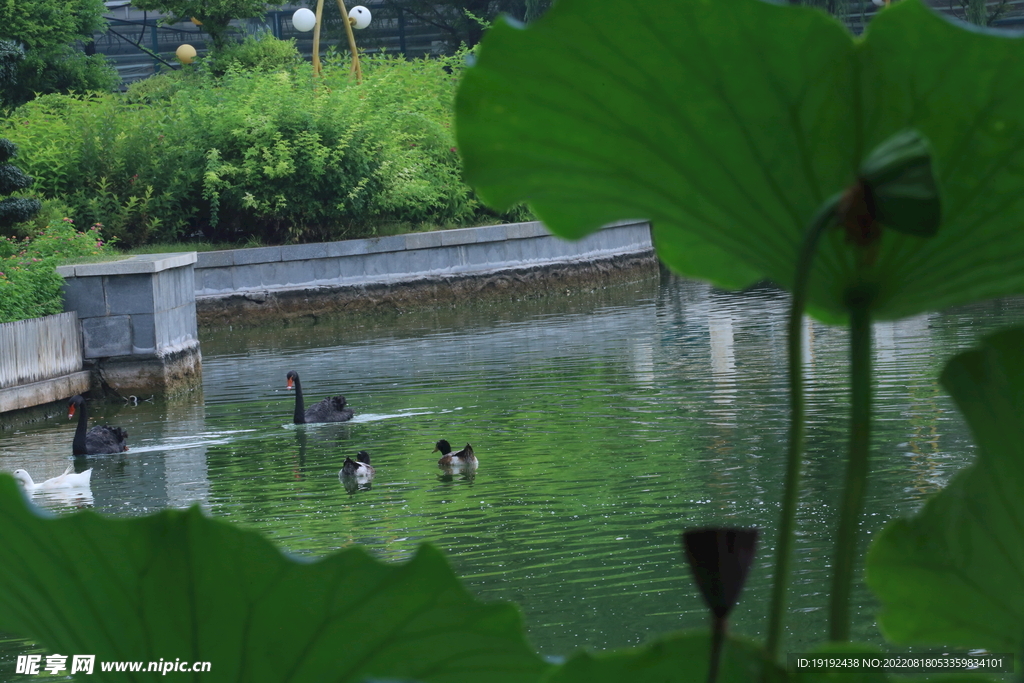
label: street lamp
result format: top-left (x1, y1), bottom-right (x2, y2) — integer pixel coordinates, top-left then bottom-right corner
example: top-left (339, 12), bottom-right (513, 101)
top-left (291, 2), bottom-right (371, 82)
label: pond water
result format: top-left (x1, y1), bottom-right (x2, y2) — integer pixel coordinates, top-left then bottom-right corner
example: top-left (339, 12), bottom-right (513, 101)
top-left (2, 272), bottom-right (1022, 672)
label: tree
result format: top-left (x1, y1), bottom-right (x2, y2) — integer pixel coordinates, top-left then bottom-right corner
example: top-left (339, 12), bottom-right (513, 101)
top-left (0, 0), bottom-right (107, 50)
top-left (130, 0), bottom-right (284, 51)
top-left (0, 0), bottom-right (118, 107)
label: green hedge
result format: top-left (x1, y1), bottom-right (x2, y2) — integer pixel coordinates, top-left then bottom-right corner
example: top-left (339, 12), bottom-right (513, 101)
top-left (0, 50), bottom-right (525, 248)
top-left (0, 218), bottom-right (117, 323)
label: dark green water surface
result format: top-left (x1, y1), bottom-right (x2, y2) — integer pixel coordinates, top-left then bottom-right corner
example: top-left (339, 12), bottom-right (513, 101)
top-left (3, 273), bottom-right (1022, 667)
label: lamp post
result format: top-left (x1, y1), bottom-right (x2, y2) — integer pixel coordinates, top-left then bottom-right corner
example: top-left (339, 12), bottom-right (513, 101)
top-left (292, 2), bottom-right (371, 83)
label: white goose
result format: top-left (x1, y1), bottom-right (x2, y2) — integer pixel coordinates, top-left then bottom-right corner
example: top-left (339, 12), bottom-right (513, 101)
top-left (13, 465), bottom-right (93, 491)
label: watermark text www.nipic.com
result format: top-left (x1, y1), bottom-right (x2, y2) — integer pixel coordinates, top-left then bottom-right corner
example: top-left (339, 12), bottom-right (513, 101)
top-left (16, 654), bottom-right (212, 675)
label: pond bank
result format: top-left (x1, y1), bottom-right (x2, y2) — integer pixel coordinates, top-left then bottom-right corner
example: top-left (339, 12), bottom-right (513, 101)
top-left (194, 220), bottom-right (656, 327)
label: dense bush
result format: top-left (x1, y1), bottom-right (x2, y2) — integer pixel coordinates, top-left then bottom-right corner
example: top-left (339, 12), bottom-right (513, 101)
top-left (0, 0), bottom-right (119, 107)
top-left (0, 218), bottom-right (117, 323)
top-left (0, 51), bottom-right (525, 247)
top-left (0, 138), bottom-right (40, 229)
top-left (202, 32), bottom-right (301, 76)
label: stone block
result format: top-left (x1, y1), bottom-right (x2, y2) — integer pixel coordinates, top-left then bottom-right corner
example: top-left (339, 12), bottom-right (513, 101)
top-left (180, 266), bottom-right (196, 305)
top-left (506, 221), bottom-right (549, 239)
top-left (337, 254), bottom-right (367, 281)
top-left (312, 257), bottom-right (341, 284)
top-left (461, 242), bottom-right (492, 271)
top-left (106, 274), bottom-right (155, 315)
top-left (199, 266), bottom-right (234, 295)
top-left (429, 245), bottom-right (465, 272)
top-left (0, 370), bottom-right (91, 414)
top-left (131, 313), bottom-right (157, 354)
top-left (258, 260), bottom-right (303, 288)
top-left (232, 265), bottom-right (264, 291)
top-left (403, 247), bottom-right (434, 275)
top-left (282, 243), bottom-right (329, 261)
top-left (364, 235), bottom-right (407, 254)
top-left (480, 241), bottom-right (512, 269)
top-left (233, 246), bottom-right (282, 265)
top-left (328, 239), bottom-right (370, 257)
top-left (82, 316), bottom-right (132, 358)
top-left (61, 276), bottom-right (107, 319)
top-left (70, 252), bottom-right (195, 277)
top-left (195, 250), bottom-right (234, 269)
top-left (156, 306), bottom-right (196, 350)
top-left (404, 231), bottom-right (444, 250)
top-left (184, 304), bottom-right (198, 341)
top-left (440, 228), bottom-right (479, 246)
top-left (92, 342), bottom-right (201, 396)
top-left (498, 238), bottom-right (524, 265)
top-left (363, 253), bottom-right (390, 277)
top-left (518, 237), bottom-right (542, 262)
top-left (473, 224), bottom-right (508, 243)
top-left (153, 269), bottom-right (177, 311)
top-left (278, 260), bottom-right (317, 287)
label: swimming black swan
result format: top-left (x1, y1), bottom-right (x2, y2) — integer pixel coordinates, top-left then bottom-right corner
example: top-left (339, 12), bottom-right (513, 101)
top-left (340, 450), bottom-right (375, 480)
top-left (433, 439), bottom-right (477, 469)
top-left (286, 371), bottom-right (354, 424)
top-left (69, 395), bottom-right (129, 456)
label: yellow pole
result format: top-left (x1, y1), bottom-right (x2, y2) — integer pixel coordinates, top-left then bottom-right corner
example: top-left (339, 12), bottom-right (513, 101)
top-left (312, 0), bottom-right (326, 76)
top-left (334, 0), bottom-right (363, 83)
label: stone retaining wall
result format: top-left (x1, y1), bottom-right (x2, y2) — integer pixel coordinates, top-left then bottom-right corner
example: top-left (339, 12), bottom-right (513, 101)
top-left (195, 220), bottom-right (655, 325)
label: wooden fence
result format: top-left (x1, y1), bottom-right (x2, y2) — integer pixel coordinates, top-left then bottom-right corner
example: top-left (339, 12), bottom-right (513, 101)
top-left (0, 313), bottom-right (82, 390)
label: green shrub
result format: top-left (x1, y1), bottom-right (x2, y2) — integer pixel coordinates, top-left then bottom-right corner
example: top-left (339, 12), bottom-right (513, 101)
top-left (203, 32), bottom-right (301, 76)
top-left (0, 52), bottom-right (528, 247)
top-left (4, 46), bottom-right (121, 107)
top-left (0, 217), bottom-right (117, 323)
top-left (3, 93), bottom-right (202, 247)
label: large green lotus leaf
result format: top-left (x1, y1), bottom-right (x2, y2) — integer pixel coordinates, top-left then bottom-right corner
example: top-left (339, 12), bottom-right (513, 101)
top-left (542, 631), bottom-right (786, 683)
top-left (0, 476), bottom-right (548, 683)
top-left (456, 0), bottom-right (1024, 323)
top-left (866, 327), bottom-right (1024, 653)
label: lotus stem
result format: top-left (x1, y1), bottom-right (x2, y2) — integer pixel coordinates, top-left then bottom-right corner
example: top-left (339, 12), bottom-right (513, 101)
top-left (766, 196), bottom-right (839, 659)
top-left (829, 289), bottom-right (873, 641)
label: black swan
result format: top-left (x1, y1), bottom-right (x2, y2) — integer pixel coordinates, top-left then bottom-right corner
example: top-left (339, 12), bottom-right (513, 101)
top-left (433, 439), bottom-right (477, 469)
top-left (69, 395), bottom-right (129, 456)
top-left (286, 371), bottom-right (354, 424)
top-left (339, 450), bottom-right (375, 480)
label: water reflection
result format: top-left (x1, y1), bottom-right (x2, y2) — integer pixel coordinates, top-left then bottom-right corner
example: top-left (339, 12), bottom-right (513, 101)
top-left (2, 275), bottom-right (1023, 666)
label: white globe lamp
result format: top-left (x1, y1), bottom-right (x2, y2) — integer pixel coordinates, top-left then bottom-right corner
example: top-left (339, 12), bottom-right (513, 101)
top-left (349, 6), bottom-right (371, 29)
top-left (292, 7), bottom-right (317, 32)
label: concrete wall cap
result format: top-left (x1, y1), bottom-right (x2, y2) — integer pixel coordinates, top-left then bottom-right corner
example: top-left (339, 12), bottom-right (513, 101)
top-left (60, 252), bottom-right (196, 277)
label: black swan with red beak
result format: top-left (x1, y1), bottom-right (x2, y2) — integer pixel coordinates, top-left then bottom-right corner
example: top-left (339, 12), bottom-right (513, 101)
top-left (286, 371), bottom-right (354, 424)
top-left (69, 395), bottom-right (128, 455)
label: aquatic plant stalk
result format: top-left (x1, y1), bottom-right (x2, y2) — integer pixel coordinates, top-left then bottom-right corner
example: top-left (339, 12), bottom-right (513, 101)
top-left (829, 291), bottom-right (872, 641)
top-left (766, 197), bottom-right (839, 659)
top-left (683, 528), bottom-right (759, 683)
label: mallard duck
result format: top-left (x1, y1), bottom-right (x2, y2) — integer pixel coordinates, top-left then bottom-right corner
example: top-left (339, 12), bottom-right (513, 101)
top-left (69, 395), bottom-right (128, 455)
top-left (339, 450), bottom-right (375, 481)
top-left (434, 439), bottom-right (477, 469)
top-left (286, 371), bottom-right (354, 424)
top-left (13, 465), bottom-right (93, 491)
